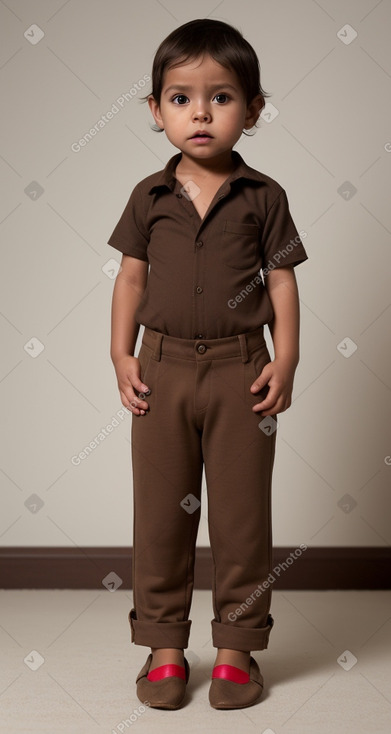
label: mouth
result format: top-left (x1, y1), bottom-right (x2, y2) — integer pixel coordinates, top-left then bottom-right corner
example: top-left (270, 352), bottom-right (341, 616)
top-left (190, 131), bottom-right (213, 139)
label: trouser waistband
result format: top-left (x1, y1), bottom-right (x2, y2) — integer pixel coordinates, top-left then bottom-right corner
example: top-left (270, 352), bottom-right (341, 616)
top-left (142, 326), bottom-right (266, 363)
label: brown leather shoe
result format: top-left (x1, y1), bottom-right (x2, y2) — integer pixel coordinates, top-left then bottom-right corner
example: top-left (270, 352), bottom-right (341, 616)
top-left (209, 655), bottom-right (264, 709)
top-left (136, 653), bottom-right (190, 710)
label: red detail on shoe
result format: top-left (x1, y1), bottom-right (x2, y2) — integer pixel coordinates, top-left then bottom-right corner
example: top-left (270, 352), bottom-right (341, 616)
top-left (211, 664), bottom-right (250, 684)
top-left (147, 663), bottom-right (186, 682)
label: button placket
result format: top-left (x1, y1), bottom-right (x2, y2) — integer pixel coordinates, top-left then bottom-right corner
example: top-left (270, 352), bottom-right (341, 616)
top-left (189, 187), bottom-right (229, 341)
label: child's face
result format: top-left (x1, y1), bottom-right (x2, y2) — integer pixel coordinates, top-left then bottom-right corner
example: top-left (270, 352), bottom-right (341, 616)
top-left (148, 54), bottom-right (263, 161)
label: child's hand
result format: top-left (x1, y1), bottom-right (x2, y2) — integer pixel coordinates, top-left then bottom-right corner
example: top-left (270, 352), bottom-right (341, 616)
top-left (249, 357), bottom-right (297, 417)
top-left (114, 355), bottom-right (151, 416)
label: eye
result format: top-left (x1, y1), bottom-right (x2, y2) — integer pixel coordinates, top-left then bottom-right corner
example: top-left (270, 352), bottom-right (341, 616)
top-left (213, 93), bottom-right (230, 104)
top-left (172, 94), bottom-right (189, 105)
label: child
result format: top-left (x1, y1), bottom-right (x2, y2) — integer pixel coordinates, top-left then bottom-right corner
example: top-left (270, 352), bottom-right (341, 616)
top-left (107, 18), bottom-right (308, 710)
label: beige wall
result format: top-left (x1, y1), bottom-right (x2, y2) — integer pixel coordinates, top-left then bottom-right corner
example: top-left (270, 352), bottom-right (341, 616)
top-left (1, 0), bottom-right (390, 548)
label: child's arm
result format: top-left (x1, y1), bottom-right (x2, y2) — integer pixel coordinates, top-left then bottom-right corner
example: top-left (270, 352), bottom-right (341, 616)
top-left (249, 265), bottom-right (301, 416)
top-left (110, 254), bottom-right (151, 415)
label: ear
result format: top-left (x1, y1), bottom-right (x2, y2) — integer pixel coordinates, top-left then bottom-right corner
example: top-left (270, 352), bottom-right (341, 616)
top-left (243, 93), bottom-right (265, 130)
top-left (148, 95), bottom-right (164, 130)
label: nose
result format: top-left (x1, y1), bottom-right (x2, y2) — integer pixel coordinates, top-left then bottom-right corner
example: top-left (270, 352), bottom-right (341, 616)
top-left (192, 101), bottom-right (211, 122)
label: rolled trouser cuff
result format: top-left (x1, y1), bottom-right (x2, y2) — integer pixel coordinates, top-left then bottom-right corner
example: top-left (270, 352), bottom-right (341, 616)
top-left (128, 609), bottom-right (192, 649)
top-left (211, 614), bottom-right (274, 651)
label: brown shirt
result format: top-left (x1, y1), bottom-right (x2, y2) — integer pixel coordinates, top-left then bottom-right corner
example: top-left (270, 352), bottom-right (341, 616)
top-left (107, 150), bottom-right (309, 339)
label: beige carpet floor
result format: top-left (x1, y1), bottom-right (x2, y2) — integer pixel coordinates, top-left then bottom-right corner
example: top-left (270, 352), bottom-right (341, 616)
top-left (0, 590), bottom-right (390, 733)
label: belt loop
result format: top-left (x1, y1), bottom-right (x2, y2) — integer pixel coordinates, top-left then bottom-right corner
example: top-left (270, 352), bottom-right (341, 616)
top-left (238, 333), bottom-right (248, 363)
top-left (152, 331), bottom-right (163, 361)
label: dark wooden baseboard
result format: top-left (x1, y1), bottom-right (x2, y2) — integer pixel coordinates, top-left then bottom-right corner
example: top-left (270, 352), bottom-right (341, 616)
top-left (0, 547), bottom-right (390, 590)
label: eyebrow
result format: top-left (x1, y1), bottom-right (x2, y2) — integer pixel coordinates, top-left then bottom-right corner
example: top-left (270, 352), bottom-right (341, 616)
top-left (164, 83), bottom-right (238, 95)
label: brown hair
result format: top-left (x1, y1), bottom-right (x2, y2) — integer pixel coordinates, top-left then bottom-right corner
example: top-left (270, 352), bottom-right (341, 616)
top-left (140, 18), bottom-right (271, 134)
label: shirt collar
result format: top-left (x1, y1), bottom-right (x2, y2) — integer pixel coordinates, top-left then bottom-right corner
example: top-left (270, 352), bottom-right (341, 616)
top-left (147, 150), bottom-right (266, 195)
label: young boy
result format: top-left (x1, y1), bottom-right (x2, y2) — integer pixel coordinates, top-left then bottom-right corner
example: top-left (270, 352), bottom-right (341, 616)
top-left (107, 19), bottom-right (308, 710)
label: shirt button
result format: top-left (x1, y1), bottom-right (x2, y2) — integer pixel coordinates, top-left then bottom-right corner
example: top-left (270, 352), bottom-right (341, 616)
top-left (176, 193), bottom-right (182, 198)
top-left (197, 344), bottom-right (207, 354)
top-left (196, 286), bottom-right (203, 294)
top-left (196, 333), bottom-right (204, 338)
top-left (196, 240), bottom-right (203, 247)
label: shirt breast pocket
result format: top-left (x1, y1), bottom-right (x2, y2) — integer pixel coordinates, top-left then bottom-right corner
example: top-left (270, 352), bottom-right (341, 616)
top-left (221, 220), bottom-right (260, 270)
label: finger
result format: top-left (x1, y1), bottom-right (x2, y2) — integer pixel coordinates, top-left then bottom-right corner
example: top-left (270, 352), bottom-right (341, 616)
top-left (250, 366), bottom-right (272, 393)
top-left (120, 390), bottom-right (139, 413)
top-left (132, 385), bottom-right (151, 414)
top-left (131, 369), bottom-right (151, 408)
top-left (121, 390), bottom-right (149, 415)
top-left (257, 406), bottom-right (280, 417)
top-left (255, 394), bottom-right (288, 416)
top-left (133, 377), bottom-right (150, 395)
top-left (252, 387), bottom-right (280, 413)
top-left (250, 378), bottom-right (268, 393)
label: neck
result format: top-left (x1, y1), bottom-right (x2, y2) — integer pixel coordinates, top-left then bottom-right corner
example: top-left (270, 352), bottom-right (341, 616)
top-left (175, 150), bottom-right (236, 178)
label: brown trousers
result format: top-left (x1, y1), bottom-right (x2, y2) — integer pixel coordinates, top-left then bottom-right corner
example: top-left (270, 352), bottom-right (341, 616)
top-left (128, 325), bottom-right (277, 651)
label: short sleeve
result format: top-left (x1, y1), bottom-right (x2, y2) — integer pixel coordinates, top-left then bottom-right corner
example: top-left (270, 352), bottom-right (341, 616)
top-left (261, 189), bottom-right (308, 274)
top-left (107, 183), bottom-right (149, 261)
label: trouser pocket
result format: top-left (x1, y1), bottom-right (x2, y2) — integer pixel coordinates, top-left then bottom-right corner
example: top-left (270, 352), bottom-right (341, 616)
top-left (136, 343), bottom-right (153, 386)
top-left (243, 343), bottom-right (272, 408)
